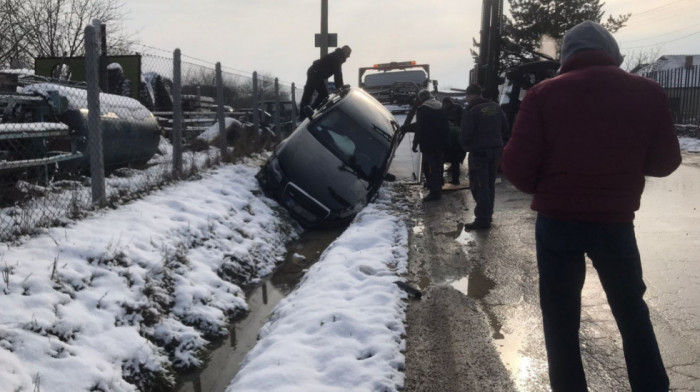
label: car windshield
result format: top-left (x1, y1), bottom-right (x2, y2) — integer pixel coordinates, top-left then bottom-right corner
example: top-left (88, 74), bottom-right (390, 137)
top-left (309, 108), bottom-right (390, 181)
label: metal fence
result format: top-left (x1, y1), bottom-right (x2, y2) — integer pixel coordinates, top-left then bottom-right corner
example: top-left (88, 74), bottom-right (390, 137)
top-left (643, 64), bottom-right (700, 128)
top-left (0, 20), bottom-right (299, 242)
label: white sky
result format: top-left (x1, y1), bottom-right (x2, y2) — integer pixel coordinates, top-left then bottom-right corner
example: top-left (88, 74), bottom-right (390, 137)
top-left (122, 0), bottom-right (700, 91)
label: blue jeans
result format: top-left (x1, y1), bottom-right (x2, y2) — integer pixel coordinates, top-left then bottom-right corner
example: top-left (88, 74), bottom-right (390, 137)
top-left (535, 215), bottom-right (668, 392)
top-left (467, 148), bottom-right (501, 223)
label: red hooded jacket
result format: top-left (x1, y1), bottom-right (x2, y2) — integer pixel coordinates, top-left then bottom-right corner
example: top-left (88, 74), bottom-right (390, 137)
top-left (501, 50), bottom-right (682, 222)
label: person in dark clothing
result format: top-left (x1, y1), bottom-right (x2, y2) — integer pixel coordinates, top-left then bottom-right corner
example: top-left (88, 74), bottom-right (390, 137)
top-left (411, 89), bottom-right (450, 201)
top-left (299, 45), bottom-right (351, 118)
top-left (460, 84), bottom-right (508, 229)
top-left (442, 97), bottom-right (466, 184)
top-left (501, 21), bottom-right (681, 392)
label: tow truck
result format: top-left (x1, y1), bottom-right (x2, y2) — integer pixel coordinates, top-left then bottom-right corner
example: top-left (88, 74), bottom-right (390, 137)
top-left (358, 61), bottom-right (431, 106)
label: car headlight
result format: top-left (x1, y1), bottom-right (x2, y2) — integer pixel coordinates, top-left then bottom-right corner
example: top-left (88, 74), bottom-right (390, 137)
top-left (270, 157), bottom-right (284, 182)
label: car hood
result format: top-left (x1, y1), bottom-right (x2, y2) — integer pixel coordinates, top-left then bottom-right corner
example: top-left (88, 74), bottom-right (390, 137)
top-left (276, 127), bottom-right (373, 216)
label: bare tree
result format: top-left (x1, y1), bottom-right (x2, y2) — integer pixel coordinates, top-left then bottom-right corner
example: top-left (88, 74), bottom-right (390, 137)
top-left (1, 0), bottom-right (134, 69)
top-left (622, 47), bottom-right (662, 74)
top-left (0, 0), bottom-right (32, 68)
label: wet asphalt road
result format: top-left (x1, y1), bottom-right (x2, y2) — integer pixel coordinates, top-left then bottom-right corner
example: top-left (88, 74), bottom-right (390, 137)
top-left (394, 137), bottom-right (700, 391)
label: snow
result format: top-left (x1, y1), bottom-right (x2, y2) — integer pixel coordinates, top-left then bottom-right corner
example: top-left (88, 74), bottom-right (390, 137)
top-left (0, 163), bottom-right (300, 391)
top-left (0, 122), bottom-right (69, 133)
top-left (22, 83), bottom-right (155, 122)
top-left (679, 136), bottom-right (700, 153)
top-left (0, 159), bottom-right (410, 391)
top-left (228, 189), bottom-right (409, 392)
top-left (0, 118), bottom-right (695, 391)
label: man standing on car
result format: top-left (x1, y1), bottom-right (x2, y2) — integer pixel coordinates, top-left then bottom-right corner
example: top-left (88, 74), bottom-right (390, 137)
top-left (411, 89), bottom-right (450, 201)
top-left (299, 45), bottom-right (351, 119)
top-left (460, 84), bottom-right (508, 230)
top-left (501, 21), bottom-right (681, 392)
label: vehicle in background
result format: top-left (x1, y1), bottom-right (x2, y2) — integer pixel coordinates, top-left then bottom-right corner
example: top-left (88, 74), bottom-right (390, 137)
top-left (0, 72), bottom-right (160, 179)
top-left (358, 61), bottom-right (431, 106)
top-left (256, 86), bottom-right (401, 228)
top-left (497, 60), bottom-right (559, 140)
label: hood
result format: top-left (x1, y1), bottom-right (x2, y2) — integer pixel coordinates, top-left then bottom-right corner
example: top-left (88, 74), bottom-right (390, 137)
top-left (559, 21), bottom-right (623, 68)
top-left (420, 98), bottom-right (442, 111)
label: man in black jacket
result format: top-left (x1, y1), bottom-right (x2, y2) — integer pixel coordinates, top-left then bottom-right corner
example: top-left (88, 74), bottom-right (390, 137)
top-left (412, 89), bottom-right (450, 201)
top-left (299, 45), bottom-right (351, 118)
top-left (442, 97), bottom-right (466, 185)
top-left (460, 84), bottom-right (509, 229)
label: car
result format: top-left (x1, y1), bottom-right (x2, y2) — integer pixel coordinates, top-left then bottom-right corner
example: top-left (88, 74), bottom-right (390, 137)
top-left (256, 86), bottom-right (401, 228)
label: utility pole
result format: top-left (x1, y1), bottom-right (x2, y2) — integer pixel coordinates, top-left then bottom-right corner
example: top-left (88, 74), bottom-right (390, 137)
top-left (477, 0), bottom-right (503, 101)
top-left (320, 0), bottom-right (328, 57)
top-left (315, 0), bottom-right (337, 58)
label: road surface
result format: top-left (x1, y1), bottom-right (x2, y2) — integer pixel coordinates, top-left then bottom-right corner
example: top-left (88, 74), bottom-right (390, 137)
top-left (393, 131), bottom-right (700, 392)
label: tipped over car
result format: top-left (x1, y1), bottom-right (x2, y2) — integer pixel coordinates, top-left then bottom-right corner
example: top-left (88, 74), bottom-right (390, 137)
top-left (256, 86), bottom-right (401, 228)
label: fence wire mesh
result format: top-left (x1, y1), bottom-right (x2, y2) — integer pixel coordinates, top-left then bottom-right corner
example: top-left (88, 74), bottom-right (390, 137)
top-left (1, 27), bottom-right (299, 241)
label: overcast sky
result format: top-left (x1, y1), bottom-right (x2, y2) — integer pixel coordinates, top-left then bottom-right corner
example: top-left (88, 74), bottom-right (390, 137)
top-left (122, 0), bottom-right (700, 92)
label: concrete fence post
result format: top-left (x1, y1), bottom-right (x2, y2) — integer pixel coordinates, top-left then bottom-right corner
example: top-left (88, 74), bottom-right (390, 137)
top-left (216, 62), bottom-right (229, 162)
top-left (172, 49), bottom-right (183, 178)
top-left (274, 78), bottom-right (281, 140)
top-left (252, 71), bottom-right (259, 136)
top-left (84, 23), bottom-right (106, 206)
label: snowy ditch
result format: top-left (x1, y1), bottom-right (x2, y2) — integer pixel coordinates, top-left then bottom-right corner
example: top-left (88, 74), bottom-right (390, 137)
top-left (0, 160), bottom-right (411, 392)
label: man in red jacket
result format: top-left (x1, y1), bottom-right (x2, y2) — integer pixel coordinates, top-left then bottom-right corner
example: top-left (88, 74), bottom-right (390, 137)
top-left (501, 21), bottom-right (681, 392)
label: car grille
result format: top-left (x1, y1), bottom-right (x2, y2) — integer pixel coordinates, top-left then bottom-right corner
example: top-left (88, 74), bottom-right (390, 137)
top-left (282, 182), bottom-right (331, 225)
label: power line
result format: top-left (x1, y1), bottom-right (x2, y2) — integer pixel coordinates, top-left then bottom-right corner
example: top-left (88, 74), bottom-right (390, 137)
top-left (619, 21), bottom-right (700, 44)
top-left (621, 30), bottom-right (700, 50)
top-left (633, 0), bottom-right (694, 16)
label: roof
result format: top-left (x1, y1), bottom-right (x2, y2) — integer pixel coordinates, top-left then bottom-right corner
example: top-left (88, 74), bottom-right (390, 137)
top-left (637, 55), bottom-right (700, 88)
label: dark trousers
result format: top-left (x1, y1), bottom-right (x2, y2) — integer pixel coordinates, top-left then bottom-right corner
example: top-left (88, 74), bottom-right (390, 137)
top-left (423, 150), bottom-right (444, 193)
top-left (535, 215), bottom-right (669, 392)
top-left (467, 148), bottom-right (501, 223)
top-left (300, 67), bottom-right (328, 112)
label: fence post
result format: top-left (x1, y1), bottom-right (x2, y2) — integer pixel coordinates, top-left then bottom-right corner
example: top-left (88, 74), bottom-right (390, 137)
top-left (172, 49), bottom-right (183, 178)
top-left (274, 78), bottom-right (281, 140)
top-left (216, 62), bottom-right (229, 162)
top-left (252, 71), bottom-right (259, 135)
top-left (85, 23), bottom-right (106, 206)
top-left (291, 82), bottom-right (297, 129)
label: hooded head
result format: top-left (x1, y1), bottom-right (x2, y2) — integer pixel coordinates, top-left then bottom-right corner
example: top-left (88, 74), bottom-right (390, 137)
top-left (559, 21), bottom-right (623, 67)
top-left (341, 45), bottom-right (352, 59)
top-left (417, 89), bottom-right (432, 103)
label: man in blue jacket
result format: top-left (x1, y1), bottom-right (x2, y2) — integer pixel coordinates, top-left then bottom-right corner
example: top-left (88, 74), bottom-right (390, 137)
top-left (501, 21), bottom-right (681, 392)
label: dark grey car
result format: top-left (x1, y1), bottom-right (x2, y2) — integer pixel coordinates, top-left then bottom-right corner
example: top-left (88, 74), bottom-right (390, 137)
top-left (256, 86), bottom-right (400, 228)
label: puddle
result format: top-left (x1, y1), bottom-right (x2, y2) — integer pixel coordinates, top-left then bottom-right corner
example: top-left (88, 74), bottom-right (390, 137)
top-left (449, 268), bottom-right (494, 300)
top-left (175, 227), bottom-right (344, 392)
top-left (455, 229), bottom-right (475, 246)
top-left (493, 326), bottom-right (536, 390)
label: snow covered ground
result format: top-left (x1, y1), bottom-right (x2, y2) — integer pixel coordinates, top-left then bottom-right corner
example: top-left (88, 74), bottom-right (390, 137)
top-left (0, 160), bottom-right (300, 392)
top-left (0, 155), bottom-right (410, 392)
top-left (679, 136), bottom-right (700, 153)
top-left (0, 134), bottom-right (696, 392)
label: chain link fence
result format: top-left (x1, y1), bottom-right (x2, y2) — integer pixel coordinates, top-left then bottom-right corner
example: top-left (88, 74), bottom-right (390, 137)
top-left (0, 20), bottom-right (300, 242)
